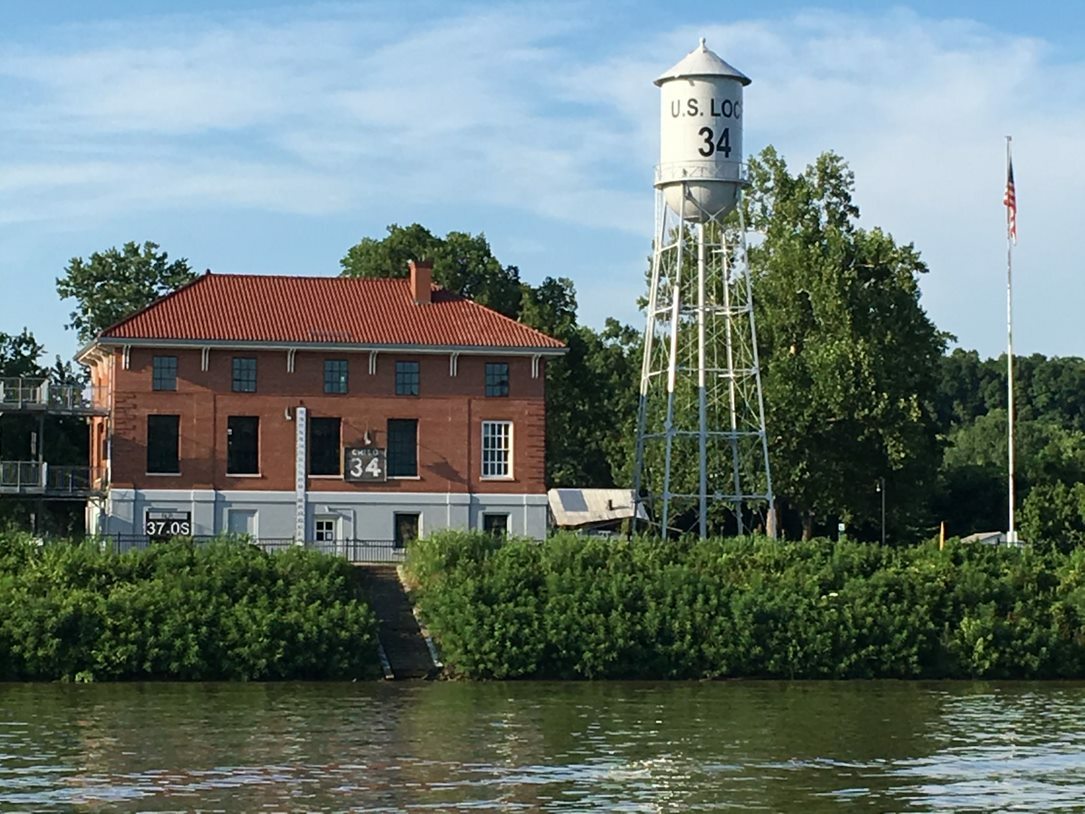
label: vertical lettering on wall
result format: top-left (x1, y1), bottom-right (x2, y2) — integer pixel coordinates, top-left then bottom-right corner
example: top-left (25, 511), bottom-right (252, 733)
top-left (295, 406), bottom-right (307, 544)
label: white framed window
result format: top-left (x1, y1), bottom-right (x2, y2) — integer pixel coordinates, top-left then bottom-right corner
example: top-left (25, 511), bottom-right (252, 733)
top-left (481, 420), bottom-right (512, 479)
top-left (315, 517), bottom-right (338, 543)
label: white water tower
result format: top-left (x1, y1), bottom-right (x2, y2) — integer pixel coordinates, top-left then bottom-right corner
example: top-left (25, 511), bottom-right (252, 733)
top-left (633, 39), bottom-right (774, 538)
top-left (656, 38), bottom-right (749, 222)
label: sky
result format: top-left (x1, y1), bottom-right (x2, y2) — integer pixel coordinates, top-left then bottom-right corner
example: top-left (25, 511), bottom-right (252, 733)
top-left (1, 1), bottom-right (1081, 362)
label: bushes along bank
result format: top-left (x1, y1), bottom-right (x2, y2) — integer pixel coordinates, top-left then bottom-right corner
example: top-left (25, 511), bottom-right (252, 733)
top-left (0, 535), bottom-right (378, 681)
top-left (406, 531), bottom-right (1085, 680)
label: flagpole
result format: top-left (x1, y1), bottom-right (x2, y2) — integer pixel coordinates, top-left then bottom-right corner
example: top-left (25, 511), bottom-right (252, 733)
top-left (1005, 135), bottom-right (1017, 544)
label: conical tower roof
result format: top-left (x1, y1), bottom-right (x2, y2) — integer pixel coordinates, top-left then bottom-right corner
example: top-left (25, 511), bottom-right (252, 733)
top-left (655, 38), bottom-right (751, 86)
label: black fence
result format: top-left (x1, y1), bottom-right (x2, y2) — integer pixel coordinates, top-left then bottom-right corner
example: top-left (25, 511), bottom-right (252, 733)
top-left (96, 535), bottom-right (406, 564)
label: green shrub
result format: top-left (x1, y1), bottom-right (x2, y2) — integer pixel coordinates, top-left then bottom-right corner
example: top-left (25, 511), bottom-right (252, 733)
top-left (0, 536), bottom-right (378, 681)
top-left (406, 531), bottom-right (1085, 680)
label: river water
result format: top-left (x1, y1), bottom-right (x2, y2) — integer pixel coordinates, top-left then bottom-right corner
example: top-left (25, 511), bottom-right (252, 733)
top-left (2, 681), bottom-right (1084, 812)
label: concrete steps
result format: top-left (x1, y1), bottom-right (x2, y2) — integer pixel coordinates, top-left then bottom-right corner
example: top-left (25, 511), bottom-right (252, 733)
top-left (356, 565), bottom-right (440, 680)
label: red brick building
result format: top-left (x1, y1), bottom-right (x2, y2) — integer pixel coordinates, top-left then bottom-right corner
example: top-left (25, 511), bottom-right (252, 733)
top-left (78, 263), bottom-right (565, 544)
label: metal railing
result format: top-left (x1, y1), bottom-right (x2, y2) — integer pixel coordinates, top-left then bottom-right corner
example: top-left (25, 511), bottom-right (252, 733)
top-left (0, 461), bottom-right (102, 495)
top-left (98, 534), bottom-right (407, 564)
top-left (0, 461), bottom-right (39, 491)
top-left (654, 160), bottom-right (748, 187)
top-left (0, 377), bottom-right (106, 413)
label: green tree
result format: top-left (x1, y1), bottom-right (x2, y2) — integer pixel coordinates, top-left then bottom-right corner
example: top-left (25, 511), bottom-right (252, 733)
top-left (340, 224), bottom-right (523, 318)
top-left (1020, 481), bottom-right (1085, 552)
top-left (0, 329), bottom-right (45, 378)
top-left (544, 320), bottom-right (641, 487)
top-left (934, 349), bottom-right (1001, 431)
top-left (936, 408), bottom-right (1085, 536)
top-left (56, 241), bottom-right (195, 344)
top-left (745, 147), bottom-right (945, 540)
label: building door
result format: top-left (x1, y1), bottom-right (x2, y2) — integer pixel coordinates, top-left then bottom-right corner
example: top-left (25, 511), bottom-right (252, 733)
top-left (227, 509), bottom-right (257, 538)
top-left (394, 513), bottom-right (420, 549)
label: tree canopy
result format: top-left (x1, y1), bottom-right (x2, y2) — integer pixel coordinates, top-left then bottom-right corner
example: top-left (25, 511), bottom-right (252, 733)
top-left (745, 147), bottom-right (945, 539)
top-left (340, 224), bottom-right (523, 318)
top-left (56, 241), bottom-right (195, 344)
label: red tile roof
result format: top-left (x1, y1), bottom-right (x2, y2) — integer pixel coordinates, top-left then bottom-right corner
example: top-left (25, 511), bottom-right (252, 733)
top-left (99, 273), bottom-right (565, 350)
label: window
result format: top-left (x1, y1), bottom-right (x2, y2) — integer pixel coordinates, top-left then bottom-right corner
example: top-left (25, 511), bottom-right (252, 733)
top-left (481, 420), bottom-right (512, 478)
top-left (395, 361), bottom-right (420, 396)
top-left (394, 513), bottom-right (420, 549)
top-left (387, 419), bottom-right (418, 477)
top-left (232, 357), bottom-right (257, 392)
top-left (146, 414), bottom-right (180, 474)
top-left (315, 518), bottom-right (337, 543)
top-left (324, 359), bottom-right (348, 394)
top-left (309, 417), bottom-right (341, 476)
top-left (483, 513), bottom-right (509, 536)
top-left (485, 362), bottom-right (509, 397)
top-left (152, 356), bottom-right (177, 391)
top-left (227, 416), bottom-right (259, 474)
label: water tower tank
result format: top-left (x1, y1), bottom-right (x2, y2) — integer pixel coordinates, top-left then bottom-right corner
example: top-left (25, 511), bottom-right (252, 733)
top-left (655, 38), bottom-right (750, 222)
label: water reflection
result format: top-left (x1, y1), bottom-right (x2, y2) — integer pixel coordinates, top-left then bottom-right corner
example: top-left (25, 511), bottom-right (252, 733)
top-left (0, 682), bottom-right (1084, 811)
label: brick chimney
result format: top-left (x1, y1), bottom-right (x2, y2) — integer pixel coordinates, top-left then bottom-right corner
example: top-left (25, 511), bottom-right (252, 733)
top-left (408, 259), bottom-right (432, 305)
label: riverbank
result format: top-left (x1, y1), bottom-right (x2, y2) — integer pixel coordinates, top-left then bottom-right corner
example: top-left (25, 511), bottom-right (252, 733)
top-left (406, 531), bottom-right (1085, 680)
top-left (0, 534), bottom-right (379, 681)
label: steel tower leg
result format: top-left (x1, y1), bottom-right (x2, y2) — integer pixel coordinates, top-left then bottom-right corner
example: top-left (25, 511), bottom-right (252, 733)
top-left (660, 189), bottom-right (687, 535)
top-left (720, 232), bottom-right (745, 535)
top-left (737, 204), bottom-right (776, 536)
top-left (696, 223), bottom-right (708, 539)
top-left (633, 192), bottom-right (668, 528)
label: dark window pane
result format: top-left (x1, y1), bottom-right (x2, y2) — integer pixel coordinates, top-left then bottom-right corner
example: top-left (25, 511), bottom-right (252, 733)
top-left (232, 357), bottom-right (257, 392)
top-left (485, 362), bottom-right (509, 397)
top-left (483, 513), bottom-right (509, 537)
top-left (394, 513), bottom-right (420, 548)
top-left (324, 359), bottom-right (348, 394)
top-left (147, 414), bottom-right (180, 474)
top-left (227, 416), bottom-right (259, 474)
top-left (309, 416), bottom-right (341, 475)
top-left (387, 419), bottom-right (418, 477)
top-left (152, 356), bottom-right (177, 391)
top-left (395, 361), bottom-right (420, 396)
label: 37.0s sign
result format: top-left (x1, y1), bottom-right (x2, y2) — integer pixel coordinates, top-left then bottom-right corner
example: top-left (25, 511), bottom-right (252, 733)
top-left (145, 510), bottom-right (192, 539)
top-left (345, 448), bottom-right (386, 482)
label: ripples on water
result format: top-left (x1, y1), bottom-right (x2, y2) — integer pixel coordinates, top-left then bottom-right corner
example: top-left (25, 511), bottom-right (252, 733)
top-left (1, 681), bottom-right (1084, 812)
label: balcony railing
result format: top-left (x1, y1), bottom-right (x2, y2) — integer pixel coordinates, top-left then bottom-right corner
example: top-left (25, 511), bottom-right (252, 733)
top-left (0, 378), bottom-right (107, 414)
top-left (98, 535), bottom-right (407, 564)
top-left (0, 461), bottom-right (103, 496)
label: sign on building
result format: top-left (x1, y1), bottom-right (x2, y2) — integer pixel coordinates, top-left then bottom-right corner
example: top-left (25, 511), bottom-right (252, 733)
top-left (345, 448), bottom-right (386, 482)
top-left (145, 509), bottom-right (192, 540)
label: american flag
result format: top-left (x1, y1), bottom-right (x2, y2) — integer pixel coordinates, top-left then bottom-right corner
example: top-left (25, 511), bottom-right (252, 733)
top-left (1004, 158), bottom-right (1017, 244)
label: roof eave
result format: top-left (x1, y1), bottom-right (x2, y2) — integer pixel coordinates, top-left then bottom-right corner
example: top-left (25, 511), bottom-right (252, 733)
top-left (88, 336), bottom-right (567, 356)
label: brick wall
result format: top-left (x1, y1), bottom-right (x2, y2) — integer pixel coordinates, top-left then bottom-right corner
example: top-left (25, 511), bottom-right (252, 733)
top-left (95, 347), bottom-right (548, 494)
